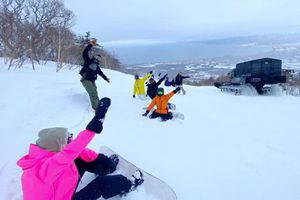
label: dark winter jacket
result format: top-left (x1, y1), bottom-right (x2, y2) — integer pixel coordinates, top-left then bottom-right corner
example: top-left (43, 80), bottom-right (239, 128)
top-left (147, 74), bottom-right (167, 99)
top-left (146, 91), bottom-right (175, 114)
top-left (80, 64), bottom-right (109, 82)
top-left (175, 74), bottom-right (190, 85)
top-left (80, 44), bottom-right (109, 82)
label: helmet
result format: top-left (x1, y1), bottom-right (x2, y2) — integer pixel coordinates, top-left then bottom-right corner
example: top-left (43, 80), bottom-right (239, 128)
top-left (157, 87), bottom-right (164, 96)
top-left (134, 75), bottom-right (139, 79)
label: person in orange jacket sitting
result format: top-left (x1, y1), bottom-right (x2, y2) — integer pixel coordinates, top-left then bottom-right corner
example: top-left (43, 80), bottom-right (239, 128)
top-left (142, 87), bottom-right (180, 121)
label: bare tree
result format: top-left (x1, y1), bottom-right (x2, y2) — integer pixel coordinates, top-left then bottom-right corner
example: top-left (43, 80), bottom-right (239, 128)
top-left (46, 26), bottom-right (76, 71)
top-left (0, 0), bottom-right (29, 69)
top-left (25, 0), bottom-right (74, 68)
top-left (0, 0), bottom-right (75, 70)
top-left (0, 1), bottom-right (122, 72)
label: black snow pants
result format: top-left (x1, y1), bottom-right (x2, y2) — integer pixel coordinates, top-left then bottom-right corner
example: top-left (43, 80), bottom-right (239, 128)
top-left (150, 111), bottom-right (173, 121)
top-left (72, 156), bottom-right (132, 200)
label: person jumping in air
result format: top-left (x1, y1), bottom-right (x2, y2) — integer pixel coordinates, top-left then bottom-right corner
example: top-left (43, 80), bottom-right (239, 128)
top-left (17, 98), bottom-right (143, 200)
top-left (133, 71), bottom-right (152, 99)
top-left (142, 87), bottom-right (181, 121)
top-left (174, 72), bottom-right (190, 95)
top-left (80, 38), bottom-right (110, 110)
top-left (146, 73), bottom-right (168, 99)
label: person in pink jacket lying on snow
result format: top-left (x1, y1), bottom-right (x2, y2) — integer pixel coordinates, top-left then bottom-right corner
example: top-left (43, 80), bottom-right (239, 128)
top-left (17, 97), bottom-right (143, 200)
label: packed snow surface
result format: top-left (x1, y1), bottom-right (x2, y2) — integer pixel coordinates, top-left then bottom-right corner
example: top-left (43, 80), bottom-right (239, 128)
top-left (0, 62), bottom-right (300, 200)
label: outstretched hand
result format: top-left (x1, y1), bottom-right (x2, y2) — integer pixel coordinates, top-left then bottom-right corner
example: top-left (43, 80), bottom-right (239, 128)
top-left (174, 87), bottom-right (181, 94)
top-left (86, 97), bottom-right (111, 133)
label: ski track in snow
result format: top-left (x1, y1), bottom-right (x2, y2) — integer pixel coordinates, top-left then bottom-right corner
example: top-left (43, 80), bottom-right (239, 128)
top-left (1, 62), bottom-right (300, 200)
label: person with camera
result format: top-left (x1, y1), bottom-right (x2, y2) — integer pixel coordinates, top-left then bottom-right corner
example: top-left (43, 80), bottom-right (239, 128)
top-left (17, 98), bottom-right (143, 200)
top-left (80, 38), bottom-right (110, 110)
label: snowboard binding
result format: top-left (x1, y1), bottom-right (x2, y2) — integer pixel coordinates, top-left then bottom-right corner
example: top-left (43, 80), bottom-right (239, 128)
top-left (130, 169), bottom-right (144, 190)
top-left (109, 154), bottom-right (119, 167)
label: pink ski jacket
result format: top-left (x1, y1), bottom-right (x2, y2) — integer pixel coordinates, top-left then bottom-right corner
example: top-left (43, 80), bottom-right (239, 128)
top-left (17, 130), bottom-right (98, 200)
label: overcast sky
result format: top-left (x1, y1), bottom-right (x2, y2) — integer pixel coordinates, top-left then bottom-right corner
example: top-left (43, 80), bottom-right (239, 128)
top-left (64, 0), bottom-right (300, 44)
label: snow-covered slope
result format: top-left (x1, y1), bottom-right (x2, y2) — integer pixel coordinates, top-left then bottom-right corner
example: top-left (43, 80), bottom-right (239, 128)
top-left (1, 62), bottom-right (300, 200)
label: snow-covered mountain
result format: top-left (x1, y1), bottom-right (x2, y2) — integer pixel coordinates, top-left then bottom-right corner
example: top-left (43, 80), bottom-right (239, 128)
top-left (1, 61), bottom-right (300, 200)
top-left (112, 34), bottom-right (300, 83)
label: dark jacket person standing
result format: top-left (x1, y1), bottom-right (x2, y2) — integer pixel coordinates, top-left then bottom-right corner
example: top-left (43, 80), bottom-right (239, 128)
top-left (80, 38), bottom-right (110, 110)
top-left (146, 74), bottom-right (168, 99)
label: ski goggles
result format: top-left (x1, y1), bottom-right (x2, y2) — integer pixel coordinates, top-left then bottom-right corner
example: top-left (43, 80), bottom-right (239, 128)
top-left (157, 91), bottom-right (164, 96)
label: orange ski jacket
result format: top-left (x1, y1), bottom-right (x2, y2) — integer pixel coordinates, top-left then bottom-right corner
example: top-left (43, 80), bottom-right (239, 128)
top-left (146, 91), bottom-right (174, 114)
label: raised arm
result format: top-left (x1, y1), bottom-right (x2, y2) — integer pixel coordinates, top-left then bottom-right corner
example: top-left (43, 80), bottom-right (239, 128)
top-left (182, 75), bottom-right (190, 79)
top-left (39, 97), bottom-right (111, 182)
top-left (157, 74), bottom-right (168, 86)
top-left (166, 87), bottom-right (181, 101)
top-left (82, 44), bottom-right (93, 64)
top-left (141, 72), bottom-right (152, 82)
top-left (165, 91), bottom-right (175, 101)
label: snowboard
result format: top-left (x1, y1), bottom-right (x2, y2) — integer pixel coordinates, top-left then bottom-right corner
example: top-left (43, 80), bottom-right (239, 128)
top-left (171, 112), bottom-right (185, 120)
top-left (99, 146), bottom-right (178, 200)
top-left (134, 95), bottom-right (149, 101)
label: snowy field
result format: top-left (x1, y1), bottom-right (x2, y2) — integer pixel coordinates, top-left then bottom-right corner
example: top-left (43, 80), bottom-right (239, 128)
top-left (1, 61), bottom-right (300, 200)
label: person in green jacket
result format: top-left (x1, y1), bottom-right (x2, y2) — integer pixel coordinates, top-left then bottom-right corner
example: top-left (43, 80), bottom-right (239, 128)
top-left (132, 71), bottom-right (152, 99)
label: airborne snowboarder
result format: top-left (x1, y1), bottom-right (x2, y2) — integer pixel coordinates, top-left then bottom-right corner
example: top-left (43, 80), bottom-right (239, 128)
top-left (174, 72), bottom-right (190, 95)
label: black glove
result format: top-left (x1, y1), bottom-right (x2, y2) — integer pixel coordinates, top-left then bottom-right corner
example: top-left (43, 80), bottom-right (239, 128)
top-left (149, 71), bottom-right (153, 74)
top-left (174, 87), bottom-right (181, 94)
top-left (89, 153), bottom-right (118, 175)
top-left (86, 97), bottom-right (111, 133)
top-left (142, 110), bottom-right (149, 117)
top-left (133, 95), bottom-right (135, 98)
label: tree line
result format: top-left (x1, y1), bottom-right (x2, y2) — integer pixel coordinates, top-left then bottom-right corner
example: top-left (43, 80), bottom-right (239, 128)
top-left (0, 0), bottom-right (120, 71)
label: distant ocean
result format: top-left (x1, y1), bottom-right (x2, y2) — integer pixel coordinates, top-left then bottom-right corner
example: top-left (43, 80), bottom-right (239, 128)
top-left (105, 42), bottom-right (272, 65)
